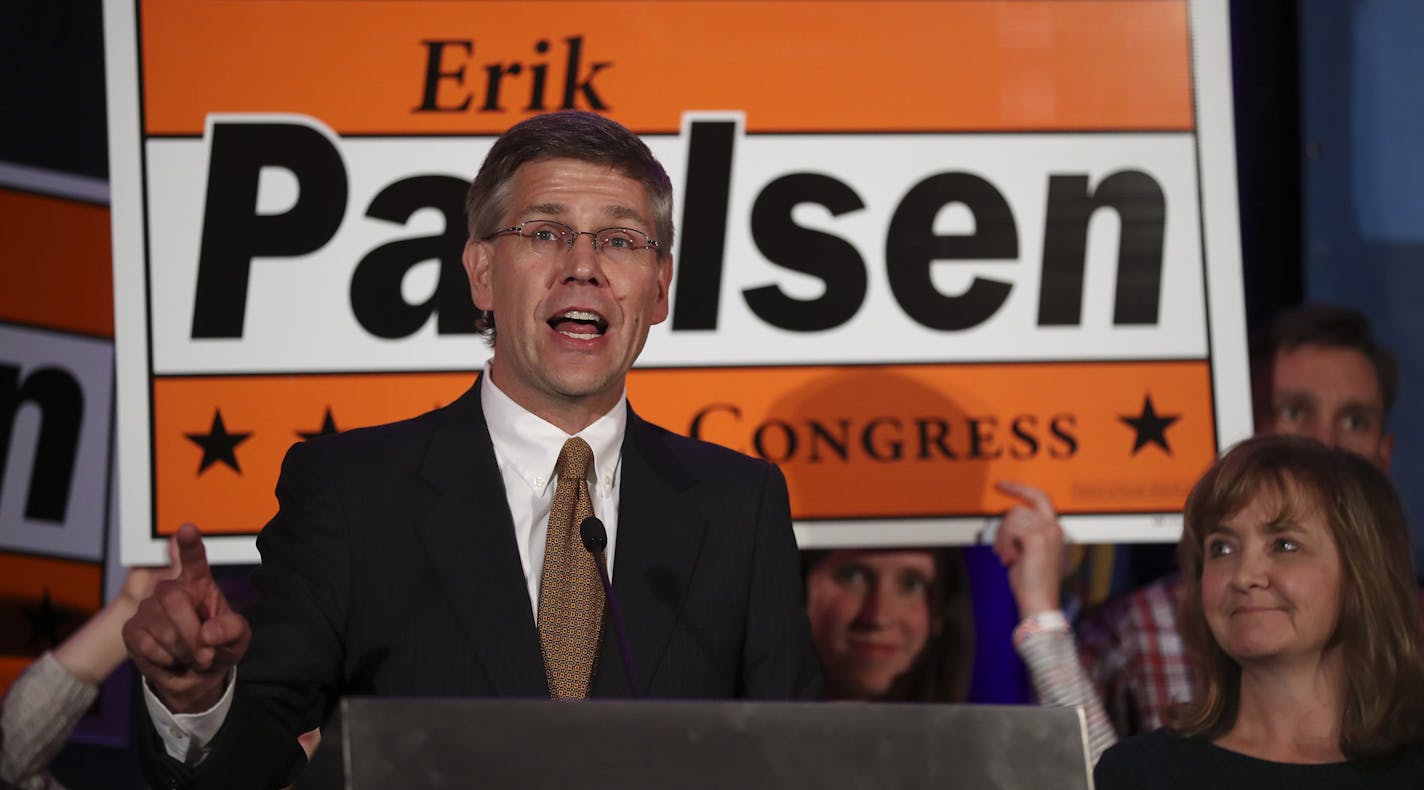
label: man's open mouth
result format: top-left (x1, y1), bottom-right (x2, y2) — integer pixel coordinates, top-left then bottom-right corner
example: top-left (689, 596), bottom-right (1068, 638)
top-left (548, 309), bottom-right (608, 340)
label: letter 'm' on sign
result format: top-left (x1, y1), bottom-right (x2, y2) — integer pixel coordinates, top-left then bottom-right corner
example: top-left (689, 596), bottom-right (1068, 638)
top-left (0, 365), bottom-right (83, 523)
top-left (191, 121), bottom-right (349, 339)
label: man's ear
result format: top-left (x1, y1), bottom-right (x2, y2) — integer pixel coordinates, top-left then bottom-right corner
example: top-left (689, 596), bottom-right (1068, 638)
top-left (1378, 432), bottom-right (1394, 473)
top-left (463, 239), bottom-right (493, 311)
top-left (650, 254), bottom-right (673, 325)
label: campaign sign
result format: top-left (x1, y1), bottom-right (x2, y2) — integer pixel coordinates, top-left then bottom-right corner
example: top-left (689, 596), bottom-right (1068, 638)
top-left (104, 0), bottom-right (1249, 563)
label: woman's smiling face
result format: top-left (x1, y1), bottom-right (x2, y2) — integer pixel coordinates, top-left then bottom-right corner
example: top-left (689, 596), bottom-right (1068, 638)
top-left (1200, 483), bottom-right (1343, 669)
top-left (806, 549), bottom-right (937, 699)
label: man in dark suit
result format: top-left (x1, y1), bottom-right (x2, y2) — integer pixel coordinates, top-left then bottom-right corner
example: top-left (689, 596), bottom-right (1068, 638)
top-left (123, 111), bottom-right (821, 788)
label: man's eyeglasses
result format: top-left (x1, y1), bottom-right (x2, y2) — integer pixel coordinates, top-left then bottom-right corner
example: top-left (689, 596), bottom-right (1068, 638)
top-left (484, 219), bottom-right (659, 263)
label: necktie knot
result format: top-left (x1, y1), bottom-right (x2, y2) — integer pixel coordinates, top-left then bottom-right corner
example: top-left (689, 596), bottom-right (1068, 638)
top-left (557, 436), bottom-right (593, 482)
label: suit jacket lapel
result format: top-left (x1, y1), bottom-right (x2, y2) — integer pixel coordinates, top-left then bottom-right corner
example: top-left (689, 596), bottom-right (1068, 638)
top-left (595, 408), bottom-right (707, 696)
top-left (415, 376), bottom-right (548, 697)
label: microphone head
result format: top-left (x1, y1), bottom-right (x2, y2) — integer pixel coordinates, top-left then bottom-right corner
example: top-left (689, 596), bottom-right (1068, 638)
top-left (579, 516), bottom-right (608, 555)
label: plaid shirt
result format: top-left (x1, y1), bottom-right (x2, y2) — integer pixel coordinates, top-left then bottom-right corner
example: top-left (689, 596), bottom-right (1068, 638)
top-left (1076, 574), bottom-right (1191, 737)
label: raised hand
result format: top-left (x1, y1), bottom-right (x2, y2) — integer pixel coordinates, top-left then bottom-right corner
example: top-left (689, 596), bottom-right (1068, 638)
top-left (117, 535), bottom-right (182, 609)
top-left (122, 523), bottom-right (251, 713)
top-left (992, 480), bottom-right (1067, 617)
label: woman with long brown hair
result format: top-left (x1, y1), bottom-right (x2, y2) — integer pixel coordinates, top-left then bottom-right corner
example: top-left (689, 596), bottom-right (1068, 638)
top-left (1095, 435), bottom-right (1424, 787)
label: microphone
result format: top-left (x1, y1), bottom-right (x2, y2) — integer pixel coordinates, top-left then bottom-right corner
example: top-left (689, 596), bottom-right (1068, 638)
top-left (580, 516), bottom-right (640, 698)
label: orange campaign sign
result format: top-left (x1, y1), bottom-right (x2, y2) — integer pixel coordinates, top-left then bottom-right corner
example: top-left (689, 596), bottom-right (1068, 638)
top-left (104, 0), bottom-right (1250, 563)
top-left (0, 169), bottom-right (117, 702)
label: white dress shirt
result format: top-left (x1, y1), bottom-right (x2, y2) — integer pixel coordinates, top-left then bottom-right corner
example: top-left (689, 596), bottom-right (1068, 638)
top-left (480, 361), bottom-right (625, 618)
top-left (146, 362), bottom-right (628, 761)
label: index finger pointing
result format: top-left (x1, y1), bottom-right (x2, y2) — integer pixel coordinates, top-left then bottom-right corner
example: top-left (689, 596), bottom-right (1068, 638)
top-left (166, 528), bottom-right (182, 576)
top-left (175, 523), bottom-right (213, 584)
top-left (995, 480), bottom-right (1057, 517)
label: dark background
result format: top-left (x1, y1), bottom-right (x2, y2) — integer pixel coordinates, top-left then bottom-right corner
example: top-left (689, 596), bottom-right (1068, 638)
top-left (8, 1), bottom-right (1424, 787)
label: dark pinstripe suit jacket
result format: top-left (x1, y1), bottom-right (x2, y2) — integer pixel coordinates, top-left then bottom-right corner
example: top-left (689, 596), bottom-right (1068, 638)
top-left (141, 375), bottom-right (821, 789)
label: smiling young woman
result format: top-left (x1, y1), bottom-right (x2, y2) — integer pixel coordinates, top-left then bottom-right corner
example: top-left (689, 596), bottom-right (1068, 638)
top-left (803, 548), bottom-right (974, 703)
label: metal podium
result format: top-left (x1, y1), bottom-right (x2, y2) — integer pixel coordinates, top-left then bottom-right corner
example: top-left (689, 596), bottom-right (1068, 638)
top-left (297, 699), bottom-right (1092, 789)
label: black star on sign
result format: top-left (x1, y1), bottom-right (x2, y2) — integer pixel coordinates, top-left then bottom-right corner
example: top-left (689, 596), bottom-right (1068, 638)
top-left (298, 407), bottom-right (340, 440)
top-left (24, 588), bottom-right (61, 648)
top-left (1119, 394), bottom-right (1181, 456)
top-left (186, 409), bottom-right (252, 474)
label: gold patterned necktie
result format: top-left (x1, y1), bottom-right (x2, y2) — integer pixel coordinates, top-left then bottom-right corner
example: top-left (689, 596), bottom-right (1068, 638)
top-left (537, 436), bottom-right (605, 699)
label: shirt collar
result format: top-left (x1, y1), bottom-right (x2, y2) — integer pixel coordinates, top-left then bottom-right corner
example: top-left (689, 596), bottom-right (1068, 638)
top-left (479, 360), bottom-right (626, 496)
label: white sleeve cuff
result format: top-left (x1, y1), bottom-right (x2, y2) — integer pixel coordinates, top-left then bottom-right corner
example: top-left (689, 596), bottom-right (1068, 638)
top-left (1011, 609), bottom-right (1070, 648)
top-left (141, 671), bottom-right (236, 764)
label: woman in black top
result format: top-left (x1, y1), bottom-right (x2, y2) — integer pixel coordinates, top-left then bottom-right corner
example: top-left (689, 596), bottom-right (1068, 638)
top-left (1095, 435), bottom-right (1424, 788)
